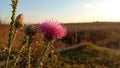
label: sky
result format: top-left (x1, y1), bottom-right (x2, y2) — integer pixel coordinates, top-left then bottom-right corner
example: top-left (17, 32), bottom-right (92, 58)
top-left (0, 0), bottom-right (120, 24)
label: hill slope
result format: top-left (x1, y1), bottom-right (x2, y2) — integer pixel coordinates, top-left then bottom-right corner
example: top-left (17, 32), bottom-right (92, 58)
top-left (43, 43), bottom-right (120, 68)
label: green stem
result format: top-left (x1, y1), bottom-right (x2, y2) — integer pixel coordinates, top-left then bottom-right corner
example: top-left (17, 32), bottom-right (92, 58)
top-left (12, 36), bottom-right (27, 68)
top-left (35, 41), bottom-right (51, 68)
top-left (26, 36), bottom-right (32, 68)
top-left (6, 0), bottom-right (18, 68)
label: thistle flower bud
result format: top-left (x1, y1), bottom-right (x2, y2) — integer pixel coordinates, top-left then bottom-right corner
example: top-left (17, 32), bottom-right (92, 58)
top-left (11, 0), bottom-right (17, 4)
top-left (11, 0), bottom-right (17, 3)
top-left (15, 14), bottom-right (24, 29)
top-left (24, 25), bottom-right (37, 36)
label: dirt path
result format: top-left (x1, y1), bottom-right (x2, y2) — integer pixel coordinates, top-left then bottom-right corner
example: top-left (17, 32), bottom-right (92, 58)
top-left (55, 43), bottom-right (120, 53)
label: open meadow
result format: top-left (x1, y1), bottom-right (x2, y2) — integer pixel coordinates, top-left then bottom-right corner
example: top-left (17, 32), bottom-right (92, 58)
top-left (0, 22), bottom-right (120, 68)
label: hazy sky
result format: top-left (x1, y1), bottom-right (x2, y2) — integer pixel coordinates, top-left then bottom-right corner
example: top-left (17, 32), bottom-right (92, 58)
top-left (0, 0), bottom-right (120, 23)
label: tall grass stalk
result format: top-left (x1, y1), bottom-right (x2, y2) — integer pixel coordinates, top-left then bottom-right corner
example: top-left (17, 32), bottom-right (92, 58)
top-left (12, 36), bottom-right (27, 68)
top-left (26, 36), bottom-right (33, 68)
top-left (5, 0), bottom-right (18, 68)
top-left (35, 41), bottom-right (51, 68)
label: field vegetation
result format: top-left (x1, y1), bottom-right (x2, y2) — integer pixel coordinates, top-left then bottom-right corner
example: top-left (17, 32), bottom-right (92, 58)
top-left (0, 21), bottom-right (120, 68)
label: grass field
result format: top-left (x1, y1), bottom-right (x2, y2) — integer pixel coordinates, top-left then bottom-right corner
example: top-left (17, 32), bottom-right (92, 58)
top-left (64, 22), bottom-right (120, 32)
top-left (63, 22), bottom-right (120, 49)
top-left (0, 22), bottom-right (120, 68)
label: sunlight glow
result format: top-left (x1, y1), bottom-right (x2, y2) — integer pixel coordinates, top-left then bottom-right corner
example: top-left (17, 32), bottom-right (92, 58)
top-left (69, 0), bottom-right (120, 22)
top-left (98, 0), bottom-right (120, 21)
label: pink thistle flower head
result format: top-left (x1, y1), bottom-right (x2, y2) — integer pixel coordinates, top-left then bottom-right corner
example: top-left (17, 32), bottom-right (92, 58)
top-left (38, 20), bottom-right (67, 40)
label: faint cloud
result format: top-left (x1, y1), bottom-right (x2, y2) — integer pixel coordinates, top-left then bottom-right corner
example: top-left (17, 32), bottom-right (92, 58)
top-left (81, 3), bottom-right (96, 9)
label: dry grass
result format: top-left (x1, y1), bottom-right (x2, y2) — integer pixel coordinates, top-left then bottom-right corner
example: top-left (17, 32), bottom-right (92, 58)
top-left (64, 22), bottom-right (120, 32)
top-left (1, 22), bottom-right (120, 49)
top-left (0, 22), bottom-right (120, 68)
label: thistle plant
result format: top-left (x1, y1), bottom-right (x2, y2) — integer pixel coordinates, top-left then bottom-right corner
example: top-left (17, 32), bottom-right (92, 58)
top-left (24, 25), bottom-right (37, 68)
top-left (35, 20), bottom-right (67, 68)
top-left (26, 36), bottom-right (32, 68)
top-left (5, 0), bottom-right (19, 68)
top-left (5, 0), bottom-right (67, 68)
top-left (11, 36), bottom-right (27, 68)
